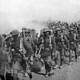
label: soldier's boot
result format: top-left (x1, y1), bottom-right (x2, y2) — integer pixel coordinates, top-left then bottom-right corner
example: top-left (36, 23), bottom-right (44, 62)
top-left (75, 50), bottom-right (77, 62)
top-left (58, 52), bottom-right (63, 69)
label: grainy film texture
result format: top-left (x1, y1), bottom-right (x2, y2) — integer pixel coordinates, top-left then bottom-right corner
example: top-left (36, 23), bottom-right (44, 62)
top-left (0, 0), bottom-right (80, 80)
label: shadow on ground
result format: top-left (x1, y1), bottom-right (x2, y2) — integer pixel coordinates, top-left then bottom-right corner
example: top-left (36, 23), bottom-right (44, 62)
top-left (19, 58), bottom-right (80, 80)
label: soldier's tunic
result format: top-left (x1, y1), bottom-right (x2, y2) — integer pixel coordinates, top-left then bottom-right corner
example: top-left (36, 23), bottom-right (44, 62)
top-left (10, 35), bottom-right (20, 52)
top-left (39, 35), bottom-right (52, 62)
top-left (22, 37), bottom-right (34, 57)
top-left (0, 35), bottom-right (2, 48)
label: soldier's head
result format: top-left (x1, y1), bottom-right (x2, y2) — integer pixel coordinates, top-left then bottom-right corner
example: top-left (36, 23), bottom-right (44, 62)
top-left (42, 28), bottom-right (52, 37)
top-left (22, 28), bottom-right (31, 38)
top-left (10, 30), bottom-right (19, 37)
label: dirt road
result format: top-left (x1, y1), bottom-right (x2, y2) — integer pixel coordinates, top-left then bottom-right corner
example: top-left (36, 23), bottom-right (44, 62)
top-left (18, 58), bottom-right (80, 80)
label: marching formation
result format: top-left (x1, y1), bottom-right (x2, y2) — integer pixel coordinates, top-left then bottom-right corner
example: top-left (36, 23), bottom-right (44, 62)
top-left (0, 21), bottom-right (80, 80)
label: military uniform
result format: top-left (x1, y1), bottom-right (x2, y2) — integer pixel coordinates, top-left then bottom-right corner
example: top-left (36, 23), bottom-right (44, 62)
top-left (39, 28), bottom-right (52, 60)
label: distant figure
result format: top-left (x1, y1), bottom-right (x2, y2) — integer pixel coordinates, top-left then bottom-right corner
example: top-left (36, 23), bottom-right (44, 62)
top-left (0, 35), bottom-right (2, 48)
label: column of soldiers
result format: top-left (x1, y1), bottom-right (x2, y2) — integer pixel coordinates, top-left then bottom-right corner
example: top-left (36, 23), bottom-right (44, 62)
top-left (2, 24), bottom-right (80, 66)
top-left (0, 21), bottom-right (80, 79)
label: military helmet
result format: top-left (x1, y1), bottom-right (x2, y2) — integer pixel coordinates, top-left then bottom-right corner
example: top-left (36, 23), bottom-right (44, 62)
top-left (40, 28), bottom-right (52, 35)
top-left (10, 30), bottom-right (19, 36)
top-left (22, 28), bottom-right (30, 33)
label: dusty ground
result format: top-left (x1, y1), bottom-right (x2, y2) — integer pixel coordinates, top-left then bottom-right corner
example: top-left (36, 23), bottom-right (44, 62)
top-left (18, 58), bottom-right (80, 80)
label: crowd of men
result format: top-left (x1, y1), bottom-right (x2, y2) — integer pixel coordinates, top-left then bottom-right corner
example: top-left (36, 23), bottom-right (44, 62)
top-left (0, 21), bottom-right (80, 79)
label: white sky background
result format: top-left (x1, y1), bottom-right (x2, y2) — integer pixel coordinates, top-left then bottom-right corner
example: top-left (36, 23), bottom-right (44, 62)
top-left (0, 0), bottom-right (80, 33)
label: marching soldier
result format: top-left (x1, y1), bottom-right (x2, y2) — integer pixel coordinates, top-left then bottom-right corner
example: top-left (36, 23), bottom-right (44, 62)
top-left (21, 28), bottom-right (34, 58)
top-left (54, 28), bottom-right (64, 67)
top-left (10, 30), bottom-right (20, 53)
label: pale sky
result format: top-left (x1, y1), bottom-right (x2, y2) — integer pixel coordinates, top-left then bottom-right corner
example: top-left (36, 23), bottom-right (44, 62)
top-left (0, 0), bottom-right (80, 33)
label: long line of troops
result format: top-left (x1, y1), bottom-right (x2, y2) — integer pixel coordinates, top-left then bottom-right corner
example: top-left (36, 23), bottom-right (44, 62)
top-left (0, 21), bottom-right (80, 73)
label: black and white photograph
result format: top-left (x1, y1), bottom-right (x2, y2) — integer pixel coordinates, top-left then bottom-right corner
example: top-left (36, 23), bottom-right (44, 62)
top-left (0, 0), bottom-right (80, 80)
